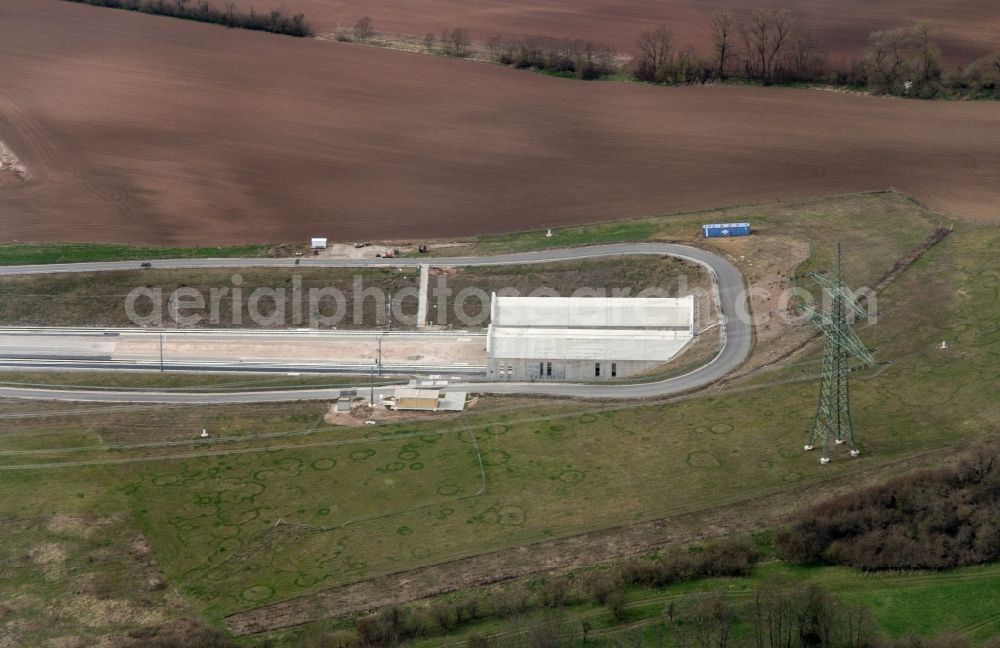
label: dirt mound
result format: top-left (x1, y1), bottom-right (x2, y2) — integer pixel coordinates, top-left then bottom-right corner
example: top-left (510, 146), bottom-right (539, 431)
top-left (0, 140), bottom-right (28, 183)
top-left (0, 1), bottom-right (997, 246)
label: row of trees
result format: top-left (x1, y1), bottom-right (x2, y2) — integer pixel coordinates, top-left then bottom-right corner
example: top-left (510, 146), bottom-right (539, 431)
top-left (317, 581), bottom-right (995, 648)
top-left (633, 10), bottom-right (844, 86)
top-left (775, 444), bottom-right (1000, 570)
top-left (67, 0), bottom-right (312, 37)
top-left (82, 1), bottom-right (997, 98)
top-left (343, 17), bottom-right (617, 78)
top-left (482, 35), bottom-right (619, 80)
top-left (334, 12), bottom-right (1000, 98)
top-left (430, 28), bottom-right (474, 58)
top-left (344, 17), bottom-right (619, 77)
top-left (342, 12), bottom-right (997, 98)
top-left (346, 16), bottom-right (616, 77)
top-left (339, 18), bottom-right (475, 58)
top-left (633, 11), bottom-right (998, 97)
top-left (326, 538), bottom-right (759, 646)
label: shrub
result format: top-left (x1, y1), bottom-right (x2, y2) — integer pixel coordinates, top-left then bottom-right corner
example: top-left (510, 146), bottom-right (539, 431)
top-left (426, 600), bottom-right (459, 632)
top-left (466, 632), bottom-right (495, 648)
top-left (455, 595), bottom-right (484, 623)
top-left (620, 538), bottom-right (760, 588)
top-left (440, 28), bottom-right (472, 57)
top-left (326, 630), bottom-right (358, 648)
top-left (356, 605), bottom-right (417, 647)
top-left (490, 586), bottom-right (530, 618)
top-left (694, 537), bottom-right (759, 577)
top-left (353, 16), bottom-right (375, 43)
top-left (482, 33), bottom-right (619, 79)
top-left (604, 589), bottom-right (627, 621)
top-left (776, 445), bottom-right (1000, 570)
top-left (583, 571), bottom-right (618, 605)
top-left (534, 576), bottom-right (573, 608)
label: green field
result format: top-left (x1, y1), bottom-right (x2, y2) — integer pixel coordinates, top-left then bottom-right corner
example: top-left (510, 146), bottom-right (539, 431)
top-left (0, 256), bottom-right (701, 329)
top-left (1, 192), bottom-right (998, 645)
top-left (0, 242), bottom-right (277, 265)
top-left (388, 561), bottom-right (1000, 647)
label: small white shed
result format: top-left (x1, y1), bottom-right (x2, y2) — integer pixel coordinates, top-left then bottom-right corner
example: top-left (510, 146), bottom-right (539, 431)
top-left (393, 388), bottom-right (441, 411)
top-left (310, 237), bottom-right (328, 249)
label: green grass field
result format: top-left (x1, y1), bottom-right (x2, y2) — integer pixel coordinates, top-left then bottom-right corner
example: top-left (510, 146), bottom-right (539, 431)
top-left (1, 192), bottom-right (997, 645)
top-left (0, 256), bottom-right (700, 329)
top-left (0, 242), bottom-right (276, 265)
top-left (390, 561), bottom-right (1000, 647)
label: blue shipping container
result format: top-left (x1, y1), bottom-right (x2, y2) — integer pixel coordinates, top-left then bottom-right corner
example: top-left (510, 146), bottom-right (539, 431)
top-left (702, 222), bottom-right (751, 238)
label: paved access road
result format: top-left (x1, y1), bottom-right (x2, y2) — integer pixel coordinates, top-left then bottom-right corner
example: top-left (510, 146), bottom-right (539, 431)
top-left (0, 244), bottom-right (750, 402)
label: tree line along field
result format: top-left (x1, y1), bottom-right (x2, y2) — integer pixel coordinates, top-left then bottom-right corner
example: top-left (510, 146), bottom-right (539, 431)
top-left (203, 0), bottom-right (1000, 66)
top-left (2, 194), bottom-right (999, 646)
top-left (70, 3), bottom-right (1000, 99)
top-left (1, 1), bottom-right (999, 246)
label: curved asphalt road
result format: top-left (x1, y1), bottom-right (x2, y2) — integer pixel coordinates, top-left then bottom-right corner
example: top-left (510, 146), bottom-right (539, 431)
top-left (0, 244), bottom-right (750, 402)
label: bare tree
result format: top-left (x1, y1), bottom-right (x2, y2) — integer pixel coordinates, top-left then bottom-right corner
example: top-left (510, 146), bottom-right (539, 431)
top-left (422, 31), bottom-right (435, 51)
top-left (441, 27), bottom-right (471, 57)
top-left (786, 26), bottom-right (823, 81)
top-left (485, 34), bottom-right (504, 61)
top-left (636, 25), bottom-right (673, 81)
top-left (710, 10), bottom-right (737, 80)
top-left (866, 28), bottom-right (910, 92)
top-left (743, 9), bottom-right (793, 83)
top-left (677, 591), bottom-right (734, 648)
top-left (964, 445), bottom-right (996, 482)
top-left (743, 10), bottom-right (766, 80)
top-left (913, 20), bottom-right (942, 82)
top-left (765, 9), bottom-right (793, 82)
top-left (452, 28), bottom-right (471, 57)
top-left (353, 16), bottom-right (375, 42)
top-left (590, 43), bottom-right (617, 75)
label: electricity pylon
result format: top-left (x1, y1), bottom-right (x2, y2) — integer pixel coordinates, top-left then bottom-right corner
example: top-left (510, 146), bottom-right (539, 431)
top-left (802, 244), bottom-right (875, 464)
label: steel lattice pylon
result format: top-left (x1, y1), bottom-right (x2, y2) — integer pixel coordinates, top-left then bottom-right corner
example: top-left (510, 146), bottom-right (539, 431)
top-left (802, 244), bottom-right (875, 464)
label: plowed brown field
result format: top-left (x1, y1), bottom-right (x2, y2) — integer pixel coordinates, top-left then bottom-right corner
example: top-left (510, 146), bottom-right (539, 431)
top-left (0, 1), bottom-right (997, 246)
top-left (229, 0), bottom-right (1000, 64)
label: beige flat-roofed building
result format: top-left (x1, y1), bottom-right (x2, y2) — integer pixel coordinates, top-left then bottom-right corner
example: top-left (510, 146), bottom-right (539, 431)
top-left (486, 294), bottom-right (695, 381)
top-left (393, 388), bottom-right (441, 411)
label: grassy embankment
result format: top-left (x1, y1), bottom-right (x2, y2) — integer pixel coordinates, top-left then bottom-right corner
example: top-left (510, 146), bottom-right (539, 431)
top-left (396, 560), bottom-right (1000, 647)
top-left (0, 192), bottom-right (997, 645)
top-left (0, 256), bottom-right (702, 329)
top-left (0, 242), bottom-right (276, 265)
